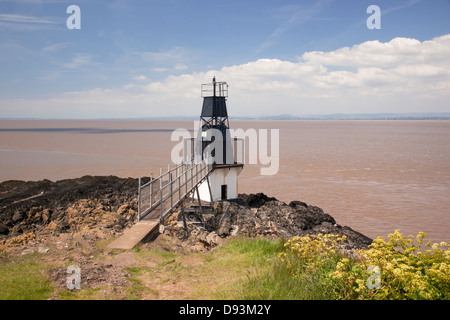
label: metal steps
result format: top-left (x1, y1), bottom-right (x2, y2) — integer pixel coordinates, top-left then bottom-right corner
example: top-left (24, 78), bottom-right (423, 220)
top-left (108, 157), bottom-right (213, 249)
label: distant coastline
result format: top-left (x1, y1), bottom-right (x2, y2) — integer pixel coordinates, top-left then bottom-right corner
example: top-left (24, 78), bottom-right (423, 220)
top-left (1, 113), bottom-right (450, 121)
top-left (235, 113), bottom-right (450, 120)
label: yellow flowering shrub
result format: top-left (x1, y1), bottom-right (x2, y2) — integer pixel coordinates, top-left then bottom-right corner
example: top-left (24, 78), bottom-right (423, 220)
top-left (278, 233), bottom-right (347, 276)
top-left (280, 230), bottom-right (450, 300)
top-left (330, 230), bottom-right (449, 300)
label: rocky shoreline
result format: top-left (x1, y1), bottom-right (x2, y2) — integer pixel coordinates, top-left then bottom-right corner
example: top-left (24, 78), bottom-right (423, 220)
top-left (0, 175), bottom-right (372, 254)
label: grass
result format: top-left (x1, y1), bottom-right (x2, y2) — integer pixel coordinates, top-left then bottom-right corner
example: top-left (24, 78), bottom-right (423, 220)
top-left (0, 236), bottom-right (342, 300)
top-left (3, 231), bottom-right (447, 300)
top-left (217, 237), bottom-right (285, 264)
top-left (220, 237), bottom-right (341, 300)
top-left (202, 237), bottom-right (288, 299)
top-left (234, 253), bottom-right (339, 299)
top-left (0, 253), bottom-right (54, 300)
top-left (110, 237), bottom-right (290, 300)
top-left (0, 237), bottom-right (299, 300)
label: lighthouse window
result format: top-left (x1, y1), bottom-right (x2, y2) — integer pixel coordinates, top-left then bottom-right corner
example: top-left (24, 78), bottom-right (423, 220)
top-left (221, 185), bottom-right (227, 200)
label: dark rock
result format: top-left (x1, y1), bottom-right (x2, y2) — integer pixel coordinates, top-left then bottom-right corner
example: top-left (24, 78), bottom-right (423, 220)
top-left (165, 193), bottom-right (373, 252)
top-left (289, 200), bottom-right (308, 208)
top-left (238, 193), bottom-right (278, 208)
top-left (0, 224), bottom-right (9, 235)
top-left (340, 226), bottom-right (373, 248)
top-left (0, 176), bottom-right (139, 236)
top-left (292, 206), bottom-right (336, 228)
top-left (0, 176), bottom-right (373, 252)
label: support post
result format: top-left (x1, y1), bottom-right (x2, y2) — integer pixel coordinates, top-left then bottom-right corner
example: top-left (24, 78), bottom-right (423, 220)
top-left (138, 177), bottom-right (141, 222)
top-left (196, 161), bottom-right (198, 185)
top-left (190, 164), bottom-right (193, 191)
top-left (169, 172), bottom-right (173, 210)
top-left (185, 164), bottom-right (188, 195)
top-left (178, 166), bottom-right (181, 203)
top-left (160, 168), bottom-right (163, 223)
top-left (150, 172), bottom-right (153, 209)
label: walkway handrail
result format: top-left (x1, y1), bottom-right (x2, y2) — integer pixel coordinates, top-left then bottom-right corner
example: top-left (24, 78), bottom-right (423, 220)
top-left (137, 156), bottom-right (213, 223)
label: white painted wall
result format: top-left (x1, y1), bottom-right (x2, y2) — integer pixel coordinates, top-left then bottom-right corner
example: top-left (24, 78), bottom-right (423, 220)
top-left (196, 166), bottom-right (243, 202)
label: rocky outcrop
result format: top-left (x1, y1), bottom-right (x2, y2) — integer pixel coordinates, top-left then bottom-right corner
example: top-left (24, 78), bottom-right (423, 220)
top-left (162, 193), bottom-right (372, 253)
top-left (1, 176), bottom-right (372, 255)
top-left (0, 176), bottom-right (140, 244)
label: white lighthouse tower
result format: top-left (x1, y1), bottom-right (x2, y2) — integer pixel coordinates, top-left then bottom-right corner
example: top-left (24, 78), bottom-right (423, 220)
top-left (193, 77), bottom-right (244, 202)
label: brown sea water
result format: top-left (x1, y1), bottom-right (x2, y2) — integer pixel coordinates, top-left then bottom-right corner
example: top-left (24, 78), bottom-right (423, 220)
top-left (0, 119), bottom-right (449, 243)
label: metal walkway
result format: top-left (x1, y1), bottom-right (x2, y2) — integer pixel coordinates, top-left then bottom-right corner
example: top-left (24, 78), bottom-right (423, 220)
top-left (108, 156), bottom-right (213, 249)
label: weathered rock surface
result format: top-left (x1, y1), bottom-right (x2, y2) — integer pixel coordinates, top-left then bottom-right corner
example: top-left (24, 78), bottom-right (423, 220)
top-left (0, 176), bottom-right (140, 245)
top-left (162, 193), bottom-right (372, 253)
top-left (1, 176), bottom-right (372, 254)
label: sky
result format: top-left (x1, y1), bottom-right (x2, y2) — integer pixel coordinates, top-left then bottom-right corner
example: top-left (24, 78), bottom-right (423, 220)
top-left (0, 0), bottom-right (449, 118)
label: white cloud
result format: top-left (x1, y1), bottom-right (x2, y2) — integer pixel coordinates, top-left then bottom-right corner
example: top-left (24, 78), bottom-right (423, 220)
top-left (133, 75), bottom-right (148, 81)
top-left (303, 35), bottom-right (450, 68)
top-left (257, 0), bottom-right (335, 54)
top-left (61, 53), bottom-right (97, 69)
top-left (1, 34), bottom-right (450, 118)
top-left (152, 67), bottom-right (168, 73)
top-left (303, 38), bottom-right (420, 68)
top-left (0, 14), bottom-right (56, 24)
top-left (174, 64), bottom-right (188, 71)
top-left (0, 13), bottom-right (60, 30)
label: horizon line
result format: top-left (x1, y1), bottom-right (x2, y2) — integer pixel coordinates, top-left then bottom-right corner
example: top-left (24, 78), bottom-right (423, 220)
top-left (1, 112), bottom-right (450, 121)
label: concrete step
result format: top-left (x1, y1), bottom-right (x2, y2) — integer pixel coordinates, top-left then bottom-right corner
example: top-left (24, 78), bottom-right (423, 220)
top-left (107, 220), bottom-right (159, 250)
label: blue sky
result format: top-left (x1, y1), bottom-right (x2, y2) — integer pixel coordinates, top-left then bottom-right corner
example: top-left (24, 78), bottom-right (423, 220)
top-left (0, 0), bottom-right (449, 118)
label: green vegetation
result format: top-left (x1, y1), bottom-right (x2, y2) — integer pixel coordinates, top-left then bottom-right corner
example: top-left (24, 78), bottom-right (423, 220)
top-left (258, 231), bottom-right (449, 300)
top-left (213, 231), bottom-right (449, 300)
top-left (329, 230), bottom-right (450, 299)
top-left (237, 234), bottom-right (347, 300)
top-left (0, 254), bottom-right (53, 300)
top-left (0, 231), bottom-right (448, 300)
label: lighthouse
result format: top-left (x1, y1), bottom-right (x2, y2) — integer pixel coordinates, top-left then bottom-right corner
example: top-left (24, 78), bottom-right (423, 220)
top-left (194, 77), bottom-right (244, 202)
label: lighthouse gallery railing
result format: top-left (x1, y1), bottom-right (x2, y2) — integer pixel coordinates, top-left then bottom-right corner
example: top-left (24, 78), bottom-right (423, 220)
top-left (137, 156), bottom-right (213, 223)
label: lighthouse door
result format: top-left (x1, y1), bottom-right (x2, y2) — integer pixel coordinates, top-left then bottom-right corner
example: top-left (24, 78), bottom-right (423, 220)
top-left (221, 185), bottom-right (227, 200)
